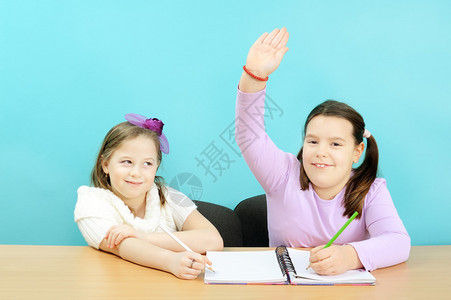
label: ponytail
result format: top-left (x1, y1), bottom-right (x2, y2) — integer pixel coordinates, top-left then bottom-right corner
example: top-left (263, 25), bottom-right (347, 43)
top-left (342, 135), bottom-right (378, 218)
top-left (155, 176), bottom-right (168, 206)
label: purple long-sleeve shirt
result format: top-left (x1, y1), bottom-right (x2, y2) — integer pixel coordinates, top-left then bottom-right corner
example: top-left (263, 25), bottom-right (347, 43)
top-left (235, 87), bottom-right (410, 271)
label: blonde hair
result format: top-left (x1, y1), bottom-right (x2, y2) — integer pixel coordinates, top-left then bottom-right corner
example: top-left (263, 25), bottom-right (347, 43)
top-left (91, 121), bottom-right (167, 205)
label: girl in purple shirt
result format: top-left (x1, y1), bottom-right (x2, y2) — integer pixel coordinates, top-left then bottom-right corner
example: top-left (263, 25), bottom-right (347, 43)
top-left (236, 27), bottom-right (410, 275)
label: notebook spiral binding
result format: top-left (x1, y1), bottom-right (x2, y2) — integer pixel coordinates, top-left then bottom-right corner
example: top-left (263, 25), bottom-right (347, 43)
top-left (275, 246), bottom-right (297, 281)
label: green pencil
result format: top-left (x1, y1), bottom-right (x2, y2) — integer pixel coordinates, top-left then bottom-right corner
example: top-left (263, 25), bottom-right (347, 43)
top-left (306, 211), bottom-right (359, 270)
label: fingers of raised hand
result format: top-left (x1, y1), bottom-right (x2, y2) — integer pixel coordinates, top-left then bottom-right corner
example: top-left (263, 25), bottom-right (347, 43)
top-left (263, 28), bottom-right (280, 45)
top-left (276, 31), bottom-right (289, 50)
top-left (271, 27), bottom-right (288, 48)
top-left (245, 27), bottom-right (289, 78)
top-left (255, 32), bottom-right (269, 45)
top-left (262, 27), bottom-right (288, 48)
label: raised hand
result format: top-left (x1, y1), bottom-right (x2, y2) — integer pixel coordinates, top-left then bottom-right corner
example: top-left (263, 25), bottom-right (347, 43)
top-left (239, 27), bottom-right (289, 93)
top-left (245, 27), bottom-right (289, 79)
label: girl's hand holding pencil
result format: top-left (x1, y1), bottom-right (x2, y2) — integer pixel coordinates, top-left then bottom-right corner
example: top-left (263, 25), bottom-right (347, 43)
top-left (307, 211), bottom-right (363, 275)
top-left (159, 225), bottom-right (215, 273)
top-left (308, 244), bottom-right (362, 276)
top-left (170, 251), bottom-right (213, 280)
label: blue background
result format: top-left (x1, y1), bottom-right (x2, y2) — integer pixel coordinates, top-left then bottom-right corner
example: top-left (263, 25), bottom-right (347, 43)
top-left (1, 0), bottom-right (450, 246)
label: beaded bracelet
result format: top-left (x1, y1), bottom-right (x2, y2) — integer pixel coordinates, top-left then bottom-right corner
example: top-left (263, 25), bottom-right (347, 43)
top-left (243, 65), bottom-right (268, 81)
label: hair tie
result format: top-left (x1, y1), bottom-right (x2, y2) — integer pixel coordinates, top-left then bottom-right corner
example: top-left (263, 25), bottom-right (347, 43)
top-left (125, 113), bottom-right (169, 154)
top-left (363, 129), bottom-right (371, 139)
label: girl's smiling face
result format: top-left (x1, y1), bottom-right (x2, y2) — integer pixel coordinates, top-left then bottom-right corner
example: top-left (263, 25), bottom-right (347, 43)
top-left (101, 135), bottom-right (159, 205)
top-left (302, 115), bottom-right (364, 200)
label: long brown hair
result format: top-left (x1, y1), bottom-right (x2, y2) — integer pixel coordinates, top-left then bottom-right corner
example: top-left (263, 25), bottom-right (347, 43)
top-left (296, 100), bottom-right (379, 218)
top-left (91, 121), bottom-right (167, 205)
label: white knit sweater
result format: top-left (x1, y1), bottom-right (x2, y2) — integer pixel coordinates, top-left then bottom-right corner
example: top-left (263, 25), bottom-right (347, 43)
top-left (74, 184), bottom-right (196, 249)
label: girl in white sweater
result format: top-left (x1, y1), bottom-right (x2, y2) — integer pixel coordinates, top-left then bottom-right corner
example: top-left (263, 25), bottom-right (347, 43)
top-left (75, 113), bottom-right (223, 279)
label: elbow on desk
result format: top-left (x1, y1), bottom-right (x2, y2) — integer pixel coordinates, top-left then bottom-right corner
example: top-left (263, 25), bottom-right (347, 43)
top-left (382, 233), bottom-right (412, 269)
top-left (206, 230), bottom-right (224, 251)
top-left (399, 233), bottom-right (411, 263)
top-left (355, 232), bottom-right (412, 271)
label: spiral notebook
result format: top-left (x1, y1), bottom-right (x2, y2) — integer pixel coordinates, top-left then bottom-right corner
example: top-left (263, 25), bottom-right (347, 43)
top-left (204, 246), bottom-right (375, 285)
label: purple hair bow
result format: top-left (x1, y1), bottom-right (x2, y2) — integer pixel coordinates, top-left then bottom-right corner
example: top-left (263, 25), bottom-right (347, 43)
top-left (125, 113), bottom-right (169, 154)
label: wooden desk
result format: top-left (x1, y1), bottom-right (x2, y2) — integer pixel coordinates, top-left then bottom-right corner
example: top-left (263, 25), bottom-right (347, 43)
top-left (0, 245), bottom-right (450, 299)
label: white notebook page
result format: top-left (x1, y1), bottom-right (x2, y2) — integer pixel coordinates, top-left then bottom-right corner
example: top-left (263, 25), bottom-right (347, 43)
top-left (287, 248), bottom-right (375, 284)
top-left (205, 250), bottom-right (286, 284)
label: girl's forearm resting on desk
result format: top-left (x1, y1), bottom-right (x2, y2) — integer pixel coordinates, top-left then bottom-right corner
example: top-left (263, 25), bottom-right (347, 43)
top-left (99, 238), bottom-right (209, 280)
top-left (137, 209), bottom-right (223, 253)
top-left (103, 210), bottom-right (223, 254)
top-left (103, 209), bottom-right (223, 252)
top-left (136, 227), bottom-right (223, 254)
top-left (86, 209), bottom-right (222, 279)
